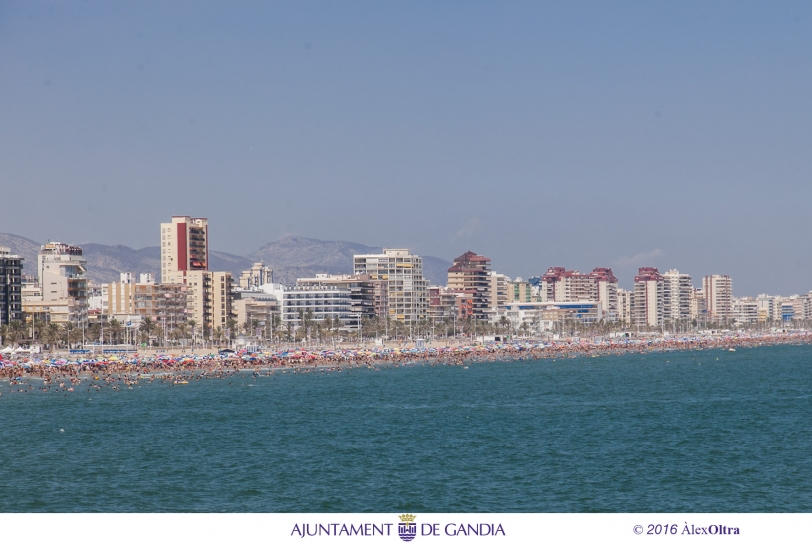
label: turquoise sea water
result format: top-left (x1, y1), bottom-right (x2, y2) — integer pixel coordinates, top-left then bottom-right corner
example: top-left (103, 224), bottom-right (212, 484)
top-left (1, 344), bottom-right (812, 512)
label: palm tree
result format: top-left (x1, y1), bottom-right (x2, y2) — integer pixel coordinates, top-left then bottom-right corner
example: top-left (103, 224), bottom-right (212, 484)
top-left (187, 319), bottom-right (198, 346)
top-left (32, 319), bottom-right (45, 344)
top-left (60, 322), bottom-right (77, 348)
top-left (270, 314), bottom-right (281, 342)
top-left (43, 322), bottom-right (61, 350)
top-left (7, 321), bottom-right (25, 346)
top-left (108, 318), bottom-right (123, 344)
top-left (226, 318), bottom-right (238, 342)
top-left (139, 317), bottom-right (157, 346)
top-left (212, 326), bottom-right (225, 345)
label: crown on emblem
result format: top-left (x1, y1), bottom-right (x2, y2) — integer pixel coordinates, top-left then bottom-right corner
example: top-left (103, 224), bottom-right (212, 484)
top-left (399, 514), bottom-right (416, 524)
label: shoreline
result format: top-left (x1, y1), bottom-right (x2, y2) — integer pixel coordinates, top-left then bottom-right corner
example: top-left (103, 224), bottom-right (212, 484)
top-left (1, 331), bottom-right (811, 391)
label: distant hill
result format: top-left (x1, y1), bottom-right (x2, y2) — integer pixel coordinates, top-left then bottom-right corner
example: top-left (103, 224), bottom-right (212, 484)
top-left (0, 233), bottom-right (451, 286)
top-left (0, 233), bottom-right (40, 272)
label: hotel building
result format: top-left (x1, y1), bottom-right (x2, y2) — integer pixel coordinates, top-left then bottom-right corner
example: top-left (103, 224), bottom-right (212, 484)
top-left (296, 274), bottom-right (378, 320)
top-left (281, 286), bottom-right (354, 328)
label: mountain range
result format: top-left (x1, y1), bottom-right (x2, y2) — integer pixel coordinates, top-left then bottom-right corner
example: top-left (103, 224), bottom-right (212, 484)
top-left (0, 233), bottom-right (452, 286)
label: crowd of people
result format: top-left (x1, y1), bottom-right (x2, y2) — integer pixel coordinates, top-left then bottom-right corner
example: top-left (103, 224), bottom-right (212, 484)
top-left (1, 330), bottom-right (811, 393)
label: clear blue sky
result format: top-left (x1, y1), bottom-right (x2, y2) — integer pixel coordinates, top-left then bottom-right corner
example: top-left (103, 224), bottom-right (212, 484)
top-left (2, 1), bottom-right (811, 295)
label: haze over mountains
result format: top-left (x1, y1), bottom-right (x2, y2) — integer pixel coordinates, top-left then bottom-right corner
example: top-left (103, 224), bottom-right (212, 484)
top-left (0, 233), bottom-right (452, 286)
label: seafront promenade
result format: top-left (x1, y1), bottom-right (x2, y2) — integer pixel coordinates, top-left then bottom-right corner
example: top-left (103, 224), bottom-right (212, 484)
top-left (1, 331), bottom-right (811, 386)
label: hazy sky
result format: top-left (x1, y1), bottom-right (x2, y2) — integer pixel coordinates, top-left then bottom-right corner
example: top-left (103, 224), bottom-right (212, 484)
top-left (2, 1), bottom-right (811, 294)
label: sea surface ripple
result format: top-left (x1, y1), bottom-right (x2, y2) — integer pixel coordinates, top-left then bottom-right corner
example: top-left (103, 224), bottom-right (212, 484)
top-left (1, 344), bottom-right (811, 512)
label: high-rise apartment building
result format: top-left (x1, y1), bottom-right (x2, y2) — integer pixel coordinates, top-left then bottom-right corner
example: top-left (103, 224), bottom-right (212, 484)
top-left (702, 275), bottom-right (733, 323)
top-left (35, 242), bottom-right (88, 325)
top-left (662, 269), bottom-right (693, 323)
top-left (690, 288), bottom-right (707, 325)
top-left (632, 267), bottom-right (664, 328)
top-left (447, 251), bottom-right (492, 320)
top-left (732, 297), bottom-right (759, 326)
top-left (160, 216), bottom-right (209, 282)
top-left (617, 288), bottom-right (633, 325)
top-left (756, 294), bottom-right (778, 322)
top-left (160, 217), bottom-right (231, 335)
top-left (489, 273), bottom-right (510, 310)
top-left (0, 247), bottom-right (23, 326)
top-left (353, 249), bottom-right (429, 322)
top-left (590, 268), bottom-right (619, 318)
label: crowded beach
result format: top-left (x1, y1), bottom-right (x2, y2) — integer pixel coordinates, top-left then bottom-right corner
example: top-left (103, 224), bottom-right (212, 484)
top-left (1, 331), bottom-right (811, 393)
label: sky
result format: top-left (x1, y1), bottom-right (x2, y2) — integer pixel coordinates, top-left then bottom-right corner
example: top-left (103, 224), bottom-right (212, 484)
top-left (1, 1), bottom-right (811, 295)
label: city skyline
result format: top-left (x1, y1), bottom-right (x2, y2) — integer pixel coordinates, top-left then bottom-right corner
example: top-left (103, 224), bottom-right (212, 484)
top-left (0, 226), bottom-right (808, 298)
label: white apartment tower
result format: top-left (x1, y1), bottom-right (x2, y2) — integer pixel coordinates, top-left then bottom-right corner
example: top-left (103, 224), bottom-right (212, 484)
top-left (702, 275), bottom-right (733, 323)
top-left (617, 288), bottom-right (633, 325)
top-left (632, 267), bottom-right (664, 328)
top-left (662, 269), bottom-right (693, 323)
top-left (37, 242), bottom-right (88, 325)
top-left (353, 249), bottom-right (429, 322)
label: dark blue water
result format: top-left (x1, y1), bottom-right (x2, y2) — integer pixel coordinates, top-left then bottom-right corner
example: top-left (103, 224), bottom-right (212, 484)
top-left (2, 345), bottom-right (812, 512)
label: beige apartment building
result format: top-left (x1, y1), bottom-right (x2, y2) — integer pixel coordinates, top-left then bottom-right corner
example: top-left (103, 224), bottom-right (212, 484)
top-left (21, 242), bottom-right (88, 326)
top-left (540, 267), bottom-right (618, 319)
top-left (617, 288), bottom-right (633, 325)
top-left (632, 267), bottom-right (664, 328)
top-left (489, 273), bottom-right (510, 309)
top-left (100, 280), bottom-right (188, 330)
top-left (447, 251), bottom-right (492, 320)
top-left (702, 275), bottom-right (733, 323)
top-left (353, 249), bottom-right (428, 322)
top-left (161, 216), bottom-right (232, 336)
top-left (508, 279), bottom-right (533, 303)
top-left (239, 262), bottom-right (273, 289)
top-left (160, 216), bottom-right (209, 282)
top-left (233, 293), bottom-right (279, 337)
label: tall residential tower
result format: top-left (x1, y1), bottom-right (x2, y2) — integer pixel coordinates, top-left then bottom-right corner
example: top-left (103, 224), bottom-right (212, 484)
top-left (353, 249), bottom-right (429, 322)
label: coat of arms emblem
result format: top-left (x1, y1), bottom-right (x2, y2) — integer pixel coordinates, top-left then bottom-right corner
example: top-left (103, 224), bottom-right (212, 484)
top-left (398, 514), bottom-right (417, 542)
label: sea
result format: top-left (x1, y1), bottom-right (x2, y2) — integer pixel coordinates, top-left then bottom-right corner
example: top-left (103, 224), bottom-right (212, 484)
top-left (1, 344), bottom-right (811, 513)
